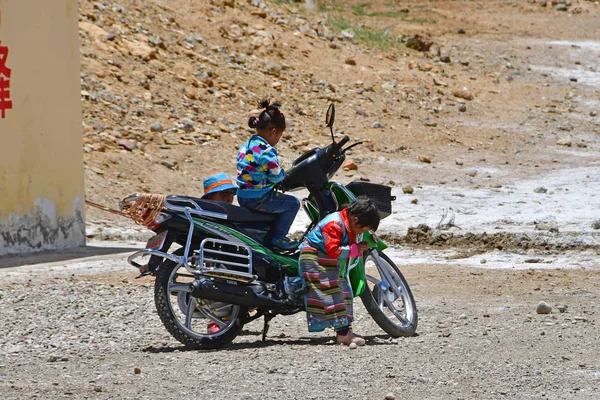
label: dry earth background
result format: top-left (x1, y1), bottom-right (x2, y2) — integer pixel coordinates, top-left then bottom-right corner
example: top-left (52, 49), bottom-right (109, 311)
top-left (1, 0), bottom-right (600, 399)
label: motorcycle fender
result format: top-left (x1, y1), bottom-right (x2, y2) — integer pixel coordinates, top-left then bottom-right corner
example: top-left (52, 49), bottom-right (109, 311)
top-left (347, 231), bottom-right (388, 297)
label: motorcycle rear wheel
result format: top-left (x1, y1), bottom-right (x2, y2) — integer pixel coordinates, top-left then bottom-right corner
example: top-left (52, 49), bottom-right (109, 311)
top-left (360, 250), bottom-right (418, 337)
top-left (154, 250), bottom-right (247, 350)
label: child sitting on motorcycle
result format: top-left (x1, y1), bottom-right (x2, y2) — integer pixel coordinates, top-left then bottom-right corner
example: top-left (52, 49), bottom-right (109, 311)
top-left (299, 198), bottom-right (380, 346)
top-left (201, 172), bottom-right (237, 203)
top-left (236, 99), bottom-right (300, 250)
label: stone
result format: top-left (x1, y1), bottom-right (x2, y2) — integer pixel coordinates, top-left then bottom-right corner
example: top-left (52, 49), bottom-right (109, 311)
top-left (457, 27), bottom-right (466, 34)
top-left (384, 393), bottom-right (395, 400)
top-left (411, 198), bottom-right (419, 205)
top-left (150, 122), bottom-right (164, 133)
top-left (123, 39), bottom-right (157, 61)
top-left (453, 88), bottom-right (474, 100)
top-left (556, 138), bottom-right (572, 147)
top-left (536, 301), bottom-right (552, 314)
top-left (556, 4), bottom-right (568, 10)
top-left (182, 119), bottom-right (195, 133)
top-left (557, 305), bottom-right (568, 313)
top-left (402, 185), bottom-right (414, 194)
top-left (134, 367), bottom-right (142, 374)
top-left (405, 34), bottom-right (433, 52)
top-left (372, 122), bottom-right (384, 129)
top-left (591, 220), bottom-right (600, 230)
top-left (343, 160), bottom-right (359, 171)
top-left (345, 58), bottom-right (356, 66)
top-left (339, 29), bottom-right (355, 40)
top-left (458, 104), bottom-right (467, 112)
top-left (424, 119), bottom-right (437, 127)
top-left (590, 110), bottom-right (597, 117)
top-left (534, 187), bottom-right (548, 193)
top-left (455, 159), bottom-right (464, 166)
top-left (116, 139), bottom-right (137, 151)
top-left (349, 342), bottom-right (358, 349)
top-left (418, 155), bottom-right (432, 164)
top-left (440, 55), bottom-right (451, 63)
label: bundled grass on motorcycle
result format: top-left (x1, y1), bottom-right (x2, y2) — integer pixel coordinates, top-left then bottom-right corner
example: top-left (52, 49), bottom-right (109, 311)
top-left (121, 104), bottom-right (418, 350)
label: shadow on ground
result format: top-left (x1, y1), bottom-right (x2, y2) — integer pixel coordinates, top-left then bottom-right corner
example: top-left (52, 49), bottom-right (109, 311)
top-left (0, 245), bottom-right (140, 269)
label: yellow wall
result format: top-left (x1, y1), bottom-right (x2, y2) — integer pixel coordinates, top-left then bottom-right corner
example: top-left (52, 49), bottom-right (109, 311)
top-left (0, 0), bottom-right (85, 255)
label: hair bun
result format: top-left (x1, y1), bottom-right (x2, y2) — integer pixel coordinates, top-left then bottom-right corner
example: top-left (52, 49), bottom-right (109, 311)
top-left (248, 116), bottom-right (258, 129)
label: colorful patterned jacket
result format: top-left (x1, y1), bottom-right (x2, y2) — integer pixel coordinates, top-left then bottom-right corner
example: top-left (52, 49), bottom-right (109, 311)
top-left (305, 208), bottom-right (357, 261)
top-left (236, 135), bottom-right (285, 199)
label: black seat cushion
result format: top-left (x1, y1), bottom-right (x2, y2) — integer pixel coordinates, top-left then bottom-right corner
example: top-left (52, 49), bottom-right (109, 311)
top-left (166, 195), bottom-right (276, 223)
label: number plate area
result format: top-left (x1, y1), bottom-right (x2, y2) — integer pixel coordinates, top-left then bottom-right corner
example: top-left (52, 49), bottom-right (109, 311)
top-left (146, 231), bottom-right (167, 251)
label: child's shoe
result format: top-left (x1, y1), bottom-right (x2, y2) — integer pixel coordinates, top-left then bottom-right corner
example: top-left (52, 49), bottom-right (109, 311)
top-left (336, 330), bottom-right (366, 346)
top-left (271, 236), bottom-right (299, 250)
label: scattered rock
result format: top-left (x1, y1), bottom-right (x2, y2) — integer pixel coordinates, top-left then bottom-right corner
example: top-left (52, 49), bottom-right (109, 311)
top-left (343, 160), bottom-right (359, 171)
top-left (339, 29), bottom-right (355, 40)
top-left (150, 122), bottom-right (164, 133)
top-left (116, 139), bottom-right (137, 151)
top-left (453, 88), bottom-right (474, 101)
top-left (134, 367), bottom-right (142, 375)
top-left (384, 393), bottom-right (395, 400)
top-left (458, 104), bottom-right (467, 112)
top-left (423, 119), bottom-right (438, 127)
top-left (345, 58), bottom-right (356, 66)
top-left (536, 301), bottom-right (552, 314)
top-left (372, 122), bottom-right (384, 129)
top-left (410, 198), bottom-right (419, 205)
top-left (480, 258), bottom-right (487, 264)
top-left (349, 342), bottom-right (358, 349)
top-left (405, 34), bottom-right (433, 52)
top-left (440, 55), bottom-right (451, 63)
top-left (433, 77), bottom-right (448, 87)
top-left (590, 110), bottom-right (597, 117)
top-left (457, 27), bottom-right (466, 34)
top-left (534, 187), bottom-right (548, 193)
top-left (591, 220), bottom-right (600, 230)
top-left (418, 155), bottom-right (432, 164)
top-left (182, 119), bottom-right (195, 133)
top-left (525, 258), bottom-right (544, 263)
top-left (402, 185), bottom-right (414, 194)
top-left (557, 305), bottom-right (568, 313)
top-left (455, 159), bottom-right (464, 166)
top-left (556, 138), bottom-right (572, 147)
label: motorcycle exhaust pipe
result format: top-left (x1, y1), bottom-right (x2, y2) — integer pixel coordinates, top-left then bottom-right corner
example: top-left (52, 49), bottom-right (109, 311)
top-left (190, 277), bottom-right (291, 310)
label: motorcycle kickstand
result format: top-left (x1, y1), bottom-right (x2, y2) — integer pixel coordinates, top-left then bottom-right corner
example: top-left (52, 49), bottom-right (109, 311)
top-left (261, 312), bottom-right (276, 342)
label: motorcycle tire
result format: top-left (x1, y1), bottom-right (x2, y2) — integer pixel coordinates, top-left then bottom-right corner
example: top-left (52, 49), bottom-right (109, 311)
top-left (154, 248), bottom-right (247, 350)
top-left (360, 250), bottom-right (418, 337)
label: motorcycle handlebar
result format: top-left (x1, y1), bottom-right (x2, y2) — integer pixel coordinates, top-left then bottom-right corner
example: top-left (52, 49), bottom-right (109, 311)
top-left (338, 135), bottom-right (350, 148)
top-left (330, 135), bottom-right (350, 154)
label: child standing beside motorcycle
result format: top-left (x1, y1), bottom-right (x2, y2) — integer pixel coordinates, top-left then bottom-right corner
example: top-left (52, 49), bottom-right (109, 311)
top-left (236, 99), bottom-right (300, 250)
top-left (299, 198), bottom-right (380, 346)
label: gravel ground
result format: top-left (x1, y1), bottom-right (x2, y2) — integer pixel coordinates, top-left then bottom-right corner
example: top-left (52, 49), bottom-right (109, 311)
top-left (1, 249), bottom-right (599, 400)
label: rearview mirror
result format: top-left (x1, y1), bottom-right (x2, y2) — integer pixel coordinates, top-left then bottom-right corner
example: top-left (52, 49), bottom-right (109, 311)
top-left (325, 103), bottom-right (335, 128)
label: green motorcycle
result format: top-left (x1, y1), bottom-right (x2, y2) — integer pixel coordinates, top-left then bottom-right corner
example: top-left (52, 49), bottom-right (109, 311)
top-left (123, 104), bottom-right (417, 349)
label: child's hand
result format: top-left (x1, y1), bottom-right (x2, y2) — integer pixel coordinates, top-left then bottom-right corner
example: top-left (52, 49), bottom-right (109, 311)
top-left (356, 241), bottom-right (370, 254)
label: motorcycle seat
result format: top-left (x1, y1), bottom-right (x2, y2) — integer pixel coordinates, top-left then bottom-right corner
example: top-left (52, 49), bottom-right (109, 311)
top-left (166, 195), bottom-right (276, 223)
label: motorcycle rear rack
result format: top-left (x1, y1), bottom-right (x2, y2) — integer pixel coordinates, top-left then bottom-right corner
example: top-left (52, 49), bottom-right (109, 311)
top-left (127, 198), bottom-right (256, 281)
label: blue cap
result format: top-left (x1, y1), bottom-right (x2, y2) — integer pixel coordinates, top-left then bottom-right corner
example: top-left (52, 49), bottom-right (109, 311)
top-left (202, 172), bottom-right (238, 198)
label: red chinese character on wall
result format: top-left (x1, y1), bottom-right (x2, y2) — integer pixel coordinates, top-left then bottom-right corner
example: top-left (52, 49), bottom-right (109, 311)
top-left (0, 41), bottom-right (13, 119)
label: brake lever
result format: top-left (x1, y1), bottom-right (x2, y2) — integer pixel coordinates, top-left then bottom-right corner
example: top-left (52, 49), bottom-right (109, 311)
top-left (342, 141), bottom-right (364, 154)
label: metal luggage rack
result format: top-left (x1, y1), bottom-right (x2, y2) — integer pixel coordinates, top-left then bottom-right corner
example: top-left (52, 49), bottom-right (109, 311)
top-left (127, 196), bottom-right (255, 281)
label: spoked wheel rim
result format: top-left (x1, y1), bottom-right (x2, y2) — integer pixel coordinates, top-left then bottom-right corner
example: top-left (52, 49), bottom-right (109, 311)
top-left (363, 250), bottom-right (417, 332)
top-left (166, 263), bottom-right (240, 339)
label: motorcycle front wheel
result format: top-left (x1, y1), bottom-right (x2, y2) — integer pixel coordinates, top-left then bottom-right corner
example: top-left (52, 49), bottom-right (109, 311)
top-left (360, 250), bottom-right (418, 337)
top-left (154, 250), bottom-right (247, 350)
